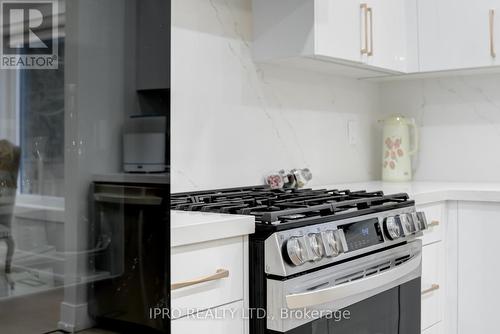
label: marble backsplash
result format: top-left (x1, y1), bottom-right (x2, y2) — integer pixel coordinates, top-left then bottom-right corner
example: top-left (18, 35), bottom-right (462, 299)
top-left (171, 0), bottom-right (383, 192)
top-left (380, 74), bottom-right (500, 182)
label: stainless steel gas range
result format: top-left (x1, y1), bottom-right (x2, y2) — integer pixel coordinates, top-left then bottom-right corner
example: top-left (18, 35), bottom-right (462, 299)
top-left (171, 186), bottom-right (428, 334)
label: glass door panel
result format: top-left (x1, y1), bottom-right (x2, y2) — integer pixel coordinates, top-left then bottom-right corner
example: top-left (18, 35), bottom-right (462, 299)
top-left (0, 1), bottom-right (170, 333)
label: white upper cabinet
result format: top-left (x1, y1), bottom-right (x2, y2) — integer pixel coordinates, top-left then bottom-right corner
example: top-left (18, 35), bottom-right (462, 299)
top-left (254, 0), bottom-right (500, 77)
top-left (252, 0), bottom-right (418, 76)
top-left (363, 0), bottom-right (419, 73)
top-left (418, 0), bottom-right (499, 71)
top-left (314, 0), bottom-right (363, 64)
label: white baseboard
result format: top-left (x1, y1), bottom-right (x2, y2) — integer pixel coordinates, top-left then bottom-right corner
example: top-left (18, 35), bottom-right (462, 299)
top-left (58, 301), bottom-right (94, 333)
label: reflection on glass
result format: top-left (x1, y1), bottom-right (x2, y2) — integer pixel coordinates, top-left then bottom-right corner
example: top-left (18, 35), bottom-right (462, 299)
top-left (0, 30), bottom-right (64, 299)
top-left (0, 36), bottom-right (65, 327)
top-left (0, 139), bottom-right (20, 296)
top-left (0, 0), bottom-right (65, 330)
top-left (0, 0), bottom-right (169, 333)
top-left (19, 40), bottom-right (65, 196)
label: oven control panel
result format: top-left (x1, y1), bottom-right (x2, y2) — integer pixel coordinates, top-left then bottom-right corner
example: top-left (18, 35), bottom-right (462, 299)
top-left (266, 208), bottom-right (428, 277)
top-left (340, 218), bottom-right (384, 252)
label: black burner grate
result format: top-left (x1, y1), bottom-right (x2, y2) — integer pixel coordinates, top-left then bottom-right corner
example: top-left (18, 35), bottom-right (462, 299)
top-left (171, 186), bottom-right (410, 226)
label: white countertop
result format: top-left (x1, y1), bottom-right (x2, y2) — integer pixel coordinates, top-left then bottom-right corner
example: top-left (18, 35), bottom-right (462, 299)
top-left (315, 181), bottom-right (500, 205)
top-left (171, 181), bottom-right (500, 247)
top-left (171, 210), bottom-right (255, 247)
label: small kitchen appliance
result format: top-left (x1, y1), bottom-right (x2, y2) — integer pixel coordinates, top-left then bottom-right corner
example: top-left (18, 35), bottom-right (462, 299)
top-left (123, 115), bottom-right (167, 173)
top-left (172, 186), bottom-right (427, 334)
top-left (380, 115), bottom-right (419, 182)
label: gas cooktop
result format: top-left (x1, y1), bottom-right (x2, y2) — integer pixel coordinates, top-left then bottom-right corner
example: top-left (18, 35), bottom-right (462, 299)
top-left (171, 186), bottom-right (414, 231)
top-left (172, 185), bottom-right (427, 334)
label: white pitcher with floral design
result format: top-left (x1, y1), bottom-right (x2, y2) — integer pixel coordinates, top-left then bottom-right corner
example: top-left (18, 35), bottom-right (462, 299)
top-left (380, 115), bottom-right (419, 182)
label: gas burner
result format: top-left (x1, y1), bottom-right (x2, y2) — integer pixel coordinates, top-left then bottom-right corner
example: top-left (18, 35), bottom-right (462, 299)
top-left (171, 186), bottom-right (413, 230)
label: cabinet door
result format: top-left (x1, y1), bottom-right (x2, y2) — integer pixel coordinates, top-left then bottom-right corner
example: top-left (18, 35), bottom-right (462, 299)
top-left (363, 0), bottom-right (413, 72)
top-left (171, 301), bottom-right (245, 334)
top-left (136, 0), bottom-right (170, 89)
top-left (421, 242), bottom-right (444, 331)
top-left (457, 201), bottom-right (500, 334)
top-left (171, 237), bottom-right (244, 319)
top-left (314, 0), bottom-right (362, 63)
top-left (418, 0), bottom-right (496, 71)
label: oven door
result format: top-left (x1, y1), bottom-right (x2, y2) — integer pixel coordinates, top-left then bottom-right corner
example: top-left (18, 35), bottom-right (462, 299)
top-left (267, 240), bottom-right (422, 333)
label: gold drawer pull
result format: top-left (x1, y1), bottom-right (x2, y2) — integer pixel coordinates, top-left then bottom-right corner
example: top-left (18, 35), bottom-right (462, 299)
top-left (360, 3), bottom-right (369, 55)
top-left (171, 269), bottom-right (229, 290)
top-left (421, 283), bottom-right (440, 296)
top-left (428, 220), bottom-right (440, 228)
top-left (367, 6), bottom-right (373, 56)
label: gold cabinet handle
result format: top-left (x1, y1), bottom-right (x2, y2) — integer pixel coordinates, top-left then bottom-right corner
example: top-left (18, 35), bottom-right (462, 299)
top-left (428, 220), bottom-right (440, 228)
top-left (421, 283), bottom-right (440, 295)
top-left (360, 4), bottom-right (368, 55)
top-left (367, 6), bottom-right (373, 56)
top-left (171, 269), bottom-right (229, 290)
top-left (490, 9), bottom-right (496, 58)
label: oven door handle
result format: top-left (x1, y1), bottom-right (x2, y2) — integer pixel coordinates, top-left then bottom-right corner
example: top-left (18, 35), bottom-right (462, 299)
top-left (94, 193), bottom-right (163, 205)
top-left (285, 252), bottom-right (421, 309)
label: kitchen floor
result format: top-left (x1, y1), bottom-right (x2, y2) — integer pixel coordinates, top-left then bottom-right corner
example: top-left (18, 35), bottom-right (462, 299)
top-left (0, 287), bottom-right (63, 334)
top-left (0, 286), bottom-right (117, 334)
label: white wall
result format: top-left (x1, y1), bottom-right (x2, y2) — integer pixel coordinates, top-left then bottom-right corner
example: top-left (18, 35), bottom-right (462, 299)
top-left (380, 74), bottom-right (500, 182)
top-left (171, 0), bottom-right (383, 192)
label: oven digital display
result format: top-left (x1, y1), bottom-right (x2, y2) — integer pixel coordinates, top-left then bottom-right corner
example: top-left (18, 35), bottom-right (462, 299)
top-left (342, 218), bottom-right (384, 252)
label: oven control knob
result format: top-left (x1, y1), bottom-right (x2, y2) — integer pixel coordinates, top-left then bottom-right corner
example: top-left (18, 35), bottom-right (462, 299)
top-left (286, 237), bottom-right (306, 266)
top-left (411, 212), bottom-right (420, 230)
top-left (323, 230), bottom-right (340, 257)
top-left (415, 211), bottom-right (428, 230)
top-left (384, 216), bottom-right (402, 240)
top-left (398, 213), bottom-right (416, 235)
top-left (307, 233), bottom-right (324, 261)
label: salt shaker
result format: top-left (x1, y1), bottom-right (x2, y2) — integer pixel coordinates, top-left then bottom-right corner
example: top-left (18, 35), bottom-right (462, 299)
top-left (291, 168), bottom-right (313, 188)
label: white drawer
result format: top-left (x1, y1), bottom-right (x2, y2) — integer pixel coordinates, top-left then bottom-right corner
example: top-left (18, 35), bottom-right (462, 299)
top-left (171, 300), bottom-right (245, 334)
top-left (171, 237), bottom-right (244, 319)
top-left (421, 242), bottom-right (443, 331)
top-left (417, 202), bottom-right (444, 245)
top-left (422, 321), bottom-right (442, 334)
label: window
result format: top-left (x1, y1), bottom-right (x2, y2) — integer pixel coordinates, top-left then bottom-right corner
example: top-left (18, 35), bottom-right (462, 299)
top-left (18, 39), bottom-right (65, 197)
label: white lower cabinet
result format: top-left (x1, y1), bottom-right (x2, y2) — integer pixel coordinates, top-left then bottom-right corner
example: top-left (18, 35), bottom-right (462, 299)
top-left (171, 236), bottom-right (249, 333)
top-left (171, 237), bottom-right (245, 319)
top-left (417, 202), bottom-right (446, 333)
top-left (418, 199), bottom-right (500, 334)
top-left (421, 241), bottom-right (444, 331)
top-left (418, 200), bottom-right (500, 334)
top-left (422, 321), bottom-right (443, 334)
top-left (171, 301), bottom-right (246, 334)
top-left (457, 201), bottom-right (500, 334)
